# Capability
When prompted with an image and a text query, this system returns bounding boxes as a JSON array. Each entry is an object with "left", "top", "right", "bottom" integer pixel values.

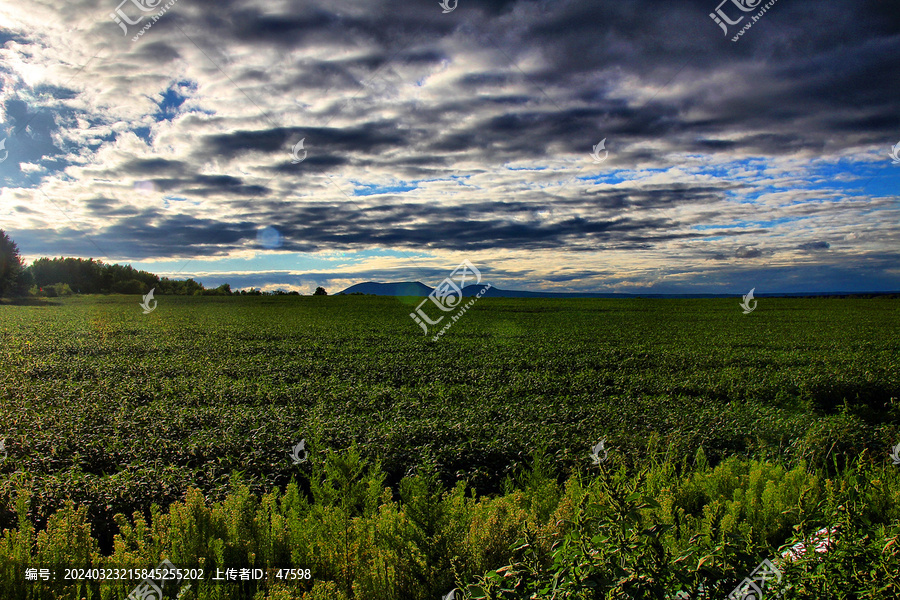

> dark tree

[
  {"left": 30, "top": 257, "right": 105, "bottom": 292},
  {"left": 202, "top": 283, "right": 232, "bottom": 296},
  {"left": 313, "top": 286, "right": 327, "bottom": 296},
  {"left": 0, "top": 230, "right": 27, "bottom": 297},
  {"left": 29, "top": 257, "right": 158, "bottom": 294},
  {"left": 158, "top": 277, "right": 204, "bottom": 296},
  {"left": 110, "top": 279, "right": 148, "bottom": 294},
  {"left": 18, "top": 252, "right": 232, "bottom": 297}
]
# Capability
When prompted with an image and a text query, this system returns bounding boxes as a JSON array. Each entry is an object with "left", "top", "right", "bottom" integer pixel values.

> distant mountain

[
  {"left": 338, "top": 281, "right": 434, "bottom": 296},
  {"left": 339, "top": 281, "right": 684, "bottom": 298},
  {"left": 336, "top": 281, "right": 900, "bottom": 299}
]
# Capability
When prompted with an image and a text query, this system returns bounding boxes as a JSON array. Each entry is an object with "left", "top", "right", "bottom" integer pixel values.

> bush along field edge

[{"left": 2, "top": 442, "right": 900, "bottom": 599}]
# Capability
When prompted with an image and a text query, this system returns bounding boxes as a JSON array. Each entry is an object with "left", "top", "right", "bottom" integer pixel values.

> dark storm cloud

[
  {"left": 122, "top": 158, "right": 190, "bottom": 176},
  {"left": 798, "top": 241, "right": 830, "bottom": 251},
  {"left": 61, "top": 193, "right": 768, "bottom": 259},
  {"left": 182, "top": 175, "right": 270, "bottom": 197},
  {"left": 84, "top": 197, "right": 140, "bottom": 217},
  {"left": 94, "top": 211, "right": 271, "bottom": 258},
  {"left": 580, "top": 186, "right": 724, "bottom": 211},
  {"left": 229, "top": 8, "right": 344, "bottom": 42},
  {"left": 735, "top": 246, "right": 764, "bottom": 259},
  {"left": 197, "top": 124, "right": 408, "bottom": 161}
]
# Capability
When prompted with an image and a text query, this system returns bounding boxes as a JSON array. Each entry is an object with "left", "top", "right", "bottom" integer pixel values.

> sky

[{"left": 0, "top": 0, "right": 898, "bottom": 294}]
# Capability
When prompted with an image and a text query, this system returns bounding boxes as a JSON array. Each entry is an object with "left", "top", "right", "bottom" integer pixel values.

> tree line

[{"left": 0, "top": 230, "right": 327, "bottom": 298}]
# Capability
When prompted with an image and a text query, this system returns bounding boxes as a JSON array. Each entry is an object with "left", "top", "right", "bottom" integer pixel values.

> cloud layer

[{"left": 0, "top": 0, "right": 898, "bottom": 293}]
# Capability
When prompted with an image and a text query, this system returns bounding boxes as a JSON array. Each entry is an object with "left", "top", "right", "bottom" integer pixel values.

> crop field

[{"left": 1, "top": 295, "right": 899, "bottom": 599}]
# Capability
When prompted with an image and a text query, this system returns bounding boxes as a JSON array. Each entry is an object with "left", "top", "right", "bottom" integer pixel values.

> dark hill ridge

[
  {"left": 337, "top": 281, "right": 900, "bottom": 299},
  {"left": 339, "top": 281, "right": 700, "bottom": 298},
  {"left": 338, "top": 282, "right": 433, "bottom": 296}
]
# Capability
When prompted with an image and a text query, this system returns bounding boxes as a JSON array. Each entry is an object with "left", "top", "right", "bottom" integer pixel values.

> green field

[{"left": 1, "top": 295, "right": 899, "bottom": 599}]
